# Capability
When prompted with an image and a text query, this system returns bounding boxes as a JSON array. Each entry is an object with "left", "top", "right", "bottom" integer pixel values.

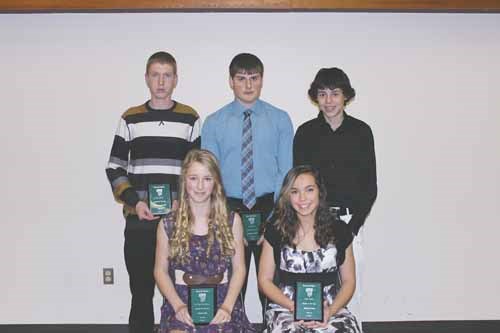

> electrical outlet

[{"left": 103, "top": 268, "right": 114, "bottom": 285}]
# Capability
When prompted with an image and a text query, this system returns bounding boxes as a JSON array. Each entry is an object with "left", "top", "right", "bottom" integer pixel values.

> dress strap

[
  {"left": 228, "top": 210, "right": 235, "bottom": 227},
  {"left": 161, "top": 212, "right": 176, "bottom": 238}
]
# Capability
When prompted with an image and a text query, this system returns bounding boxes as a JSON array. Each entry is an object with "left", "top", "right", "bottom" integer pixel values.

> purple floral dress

[{"left": 159, "top": 212, "right": 256, "bottom": 333}]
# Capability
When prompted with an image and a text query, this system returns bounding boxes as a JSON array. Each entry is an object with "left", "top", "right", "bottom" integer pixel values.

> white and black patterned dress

[{"left": 264, "top": 223, "right": 361, "bottom": 333}]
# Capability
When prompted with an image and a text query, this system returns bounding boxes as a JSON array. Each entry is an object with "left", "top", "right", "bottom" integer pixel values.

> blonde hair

[{"left": 169, "top": 149, "right": 234, "bottom": 263}]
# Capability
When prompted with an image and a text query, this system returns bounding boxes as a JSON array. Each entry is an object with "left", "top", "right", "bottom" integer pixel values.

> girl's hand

[
  {"left": 210, "top": 305, "right": 232, "bottom": 325},
  {"left": 296, "top": 301, "right": 331, "bottom": 329},
  {"left": 174, "top": 304, "right": 194, "bottom": 327},
  {"left": 319, "top": 301, "right": 332, "bottom": 327}
]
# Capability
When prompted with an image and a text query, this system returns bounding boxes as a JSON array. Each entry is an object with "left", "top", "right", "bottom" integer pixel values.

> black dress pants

[
  {"left": 227, "top": 193, "right": 274, "bottom": 319},
  {"left": 124, "top": 215, "right": 159, "bottom": 333},
  {"left": 242, "top": 239, "right": 265, "bottom": 308}
]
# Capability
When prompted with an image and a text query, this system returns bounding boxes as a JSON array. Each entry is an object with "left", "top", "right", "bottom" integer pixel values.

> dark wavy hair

[
  {"left": 273, "top": 165, "right": 337, "bottom": 247},
  {"left": 308, "top": 67, "right": 355, "bottom": 104}
]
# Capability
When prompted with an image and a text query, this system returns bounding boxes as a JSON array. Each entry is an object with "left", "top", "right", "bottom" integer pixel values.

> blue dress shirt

[{"left": 202, "top": 99, "right": 294, "bottom": 200}]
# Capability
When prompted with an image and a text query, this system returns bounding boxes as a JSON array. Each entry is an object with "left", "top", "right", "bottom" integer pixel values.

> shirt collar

[
  {"left": 317, "top": 111, "right": 351, "bottom": 131},
  {"left": 145, "top": 100, "right": 176, "bottom": 112},
  {"left": 231, "top": 99, "right": 263, "bottom": 115}
]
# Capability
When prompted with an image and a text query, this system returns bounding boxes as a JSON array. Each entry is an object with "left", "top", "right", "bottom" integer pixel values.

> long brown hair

[
  {"left": 169, "top": 149, "right": 234, "bottom": 263},
  {"left": 273, "top": 165, "right": 337, "bottom": 247}
]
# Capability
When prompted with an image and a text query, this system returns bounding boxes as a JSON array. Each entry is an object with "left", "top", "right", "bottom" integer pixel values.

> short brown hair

[
  {"left": 229, "top": 53, "right": 264, "bottom": 78},
  {"left": 146, "top": 51, "right": 177, "bottom": 75}
]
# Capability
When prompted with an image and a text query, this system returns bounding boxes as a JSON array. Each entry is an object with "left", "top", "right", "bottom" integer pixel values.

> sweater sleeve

[
  {"left": 105, "top": 116, "right": 139, "bottom": 207},
  {"left": 190, "top": 117, "right": 202, "bottom": 150}
]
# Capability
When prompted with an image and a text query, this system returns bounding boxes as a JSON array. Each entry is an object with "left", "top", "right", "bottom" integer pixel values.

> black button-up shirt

[{"left": 293, "top": 112, "right": 377, "bottom": 235}]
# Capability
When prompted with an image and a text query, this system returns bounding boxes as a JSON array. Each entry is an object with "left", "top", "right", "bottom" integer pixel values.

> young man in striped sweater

[{"left": 106, "top": 51, "right": 200, "bottom": 333}]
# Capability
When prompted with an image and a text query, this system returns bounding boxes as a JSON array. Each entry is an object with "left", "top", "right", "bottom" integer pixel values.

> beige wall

[{"left": 1, "top": 12, "right": 499, "bottom": 324}]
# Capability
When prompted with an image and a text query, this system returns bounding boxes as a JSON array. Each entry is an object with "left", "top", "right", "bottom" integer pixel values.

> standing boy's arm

[
  {"left": 201, "top": 116, "right": 221, "bottom": 160},
  {"left": 350, "top": 126, "right": 378, "bottom": 235},
  {"left": 189, "top": 117, "right": 202, "bottom": 150},
  {"left": 293, "top": 125, "right": 309, "bottom": 167},
  {"left": 105, "top": 116, "right": 139, "bottom": 208},
  {"left": 274, "top": 113, "right": 294, "bottom": 201}
]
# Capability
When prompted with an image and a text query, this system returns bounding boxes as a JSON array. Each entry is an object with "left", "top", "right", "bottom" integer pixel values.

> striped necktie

[{"left": 241, "top": 110, "right": 256, "bottom": 209}]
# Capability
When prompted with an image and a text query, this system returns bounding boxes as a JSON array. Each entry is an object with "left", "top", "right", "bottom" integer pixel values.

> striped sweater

[{"left": 106, "top": 101, "right": 201, "bottom": 214}]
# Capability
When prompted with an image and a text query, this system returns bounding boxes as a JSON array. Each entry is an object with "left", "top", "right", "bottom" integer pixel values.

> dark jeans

[
  {"left": 227, "top": 193, "right": 274, "bottom": 319},
  {"left": 124, "top": 215, "right": 159, "bottom": 333}
]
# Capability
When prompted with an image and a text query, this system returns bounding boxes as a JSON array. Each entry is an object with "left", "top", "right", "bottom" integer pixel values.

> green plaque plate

[
  {"left": 188, "top": 286, "right": 216, "bottom": 325},
  {"left": 148, "top": 184, "right": 171, "bottom": 215},
  {"left": 294, "top": 281, "right": 323, "bottom": 321},
  {"left": 242, "top": 212, "right": 262, "bottom": 241}
]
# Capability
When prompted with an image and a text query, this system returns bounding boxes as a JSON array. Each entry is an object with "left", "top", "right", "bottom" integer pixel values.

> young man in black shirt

[{"left": 293, "top": 67, "right": 377, "bottom": 327}]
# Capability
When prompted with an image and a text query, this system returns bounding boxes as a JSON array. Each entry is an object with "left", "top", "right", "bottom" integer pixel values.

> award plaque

[
  {"left": 241, "top": 212, "right": 262, "bottom": 241},
  {"left": 188, "top": 286, "right": 216, "bottom": 325},
  {"left": 294, "top": 281, "right": 323, "bottom": 321},
  {"left": 148, "top": 184, "right": 172, "bottom": 215}
]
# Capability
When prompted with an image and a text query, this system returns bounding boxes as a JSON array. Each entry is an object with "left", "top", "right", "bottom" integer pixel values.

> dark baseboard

[
  {"left": 364, "top": 320, "right": 500, "bottom": 332},
  {"left": 0, "top": 321, "right": 499, "bottom": 332}
]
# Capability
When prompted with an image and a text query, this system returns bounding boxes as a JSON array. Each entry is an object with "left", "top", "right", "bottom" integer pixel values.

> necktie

[{"left": 241, "top": 110, "right": 256, "bottom": 209}]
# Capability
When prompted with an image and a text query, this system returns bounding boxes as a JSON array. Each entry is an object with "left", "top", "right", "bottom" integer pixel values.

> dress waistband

[
  {"left": 174, "top": 269, "right": 229, "bottom": 286},
  {"left": 278, "top": 269, "right": 338, "bottom": 286}
]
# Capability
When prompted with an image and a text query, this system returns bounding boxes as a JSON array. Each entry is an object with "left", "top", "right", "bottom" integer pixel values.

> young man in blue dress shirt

[{"left": 202, "top": 53, "right": 293, "bottom": 318}]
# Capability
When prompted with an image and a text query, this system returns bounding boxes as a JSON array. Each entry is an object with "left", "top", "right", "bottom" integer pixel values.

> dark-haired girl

[{"left": 258, "top": 166, "right": 361, "bottom": 333}]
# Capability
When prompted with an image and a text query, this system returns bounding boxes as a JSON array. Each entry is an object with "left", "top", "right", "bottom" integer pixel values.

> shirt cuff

[{"left": 121, "top": 187, "right": 140, "bottom": 208}]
